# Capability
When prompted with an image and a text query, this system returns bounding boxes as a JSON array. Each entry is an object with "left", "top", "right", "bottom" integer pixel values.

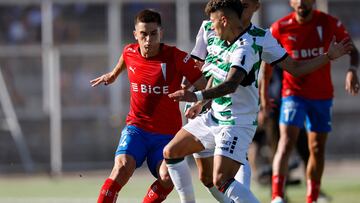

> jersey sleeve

[
  {"left": 262, "top": 29, "right": 287, "bottom": 64},
  {"left": 175, "top": 48, "right": 203, "bottom": 84},
  {"left": 230, "top": 45, "right": 256, "bottom": 74},
  {"left": 191, "top": 21, "right": 209, "bottom": 61},
  {"left": 331, "top": 17, "right": 350, "bottom": 42}
]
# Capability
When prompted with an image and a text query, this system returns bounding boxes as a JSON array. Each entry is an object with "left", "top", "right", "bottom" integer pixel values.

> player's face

[
  {"left": 134, "top": 22, "right": 163, "bottom": 57},
  {"left": 290, "top": 0, "right": 314, "bottom": 18},
  {"left": 240, "top": 0, "right": 260, "bottom": 25},
  {"left": 210, "top": 11, "right": 227, "bottom": 40}
]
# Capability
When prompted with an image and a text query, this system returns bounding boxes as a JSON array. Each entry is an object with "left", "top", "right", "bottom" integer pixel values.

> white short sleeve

[
  {"left": 230, "top": 45, "right": 256, "bottom": 74},
  {"left": 261, "top": 30, "right": 287, "bottom": 64},
  {"left": 191, "top": 21, "right": 209, "bottom": 61}
]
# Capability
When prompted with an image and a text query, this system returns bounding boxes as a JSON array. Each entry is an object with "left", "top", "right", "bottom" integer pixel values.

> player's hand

[
  {"left": 168, "top": 90, "right": 197, "bottom": 102},
  {"left": 90, "top": 72, "right": 115, "bottom": 87},
  {"left": 345, "top": 69, "right": 359, "bottom": 95},
  {"left": 327, "top": 37, "right": 353, "bottom": 60},
  {"left": 258, "top": 98, "right": 276, "bottom": 126},
  {"left": 185, "top": 103, "right": 203, "bottom": 119}
]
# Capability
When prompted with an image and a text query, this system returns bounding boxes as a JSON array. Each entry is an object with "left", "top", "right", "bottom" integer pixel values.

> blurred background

[{"left": 0, "top": 0, "right": 359, "bottom": 178}]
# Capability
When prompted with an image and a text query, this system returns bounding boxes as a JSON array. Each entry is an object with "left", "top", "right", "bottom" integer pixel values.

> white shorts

[
  {"left": 183, "top": 111, "right": 256, "bottom": 164},
  {"left": 193, "top": 148, "right": 214, "bottom": 159}
]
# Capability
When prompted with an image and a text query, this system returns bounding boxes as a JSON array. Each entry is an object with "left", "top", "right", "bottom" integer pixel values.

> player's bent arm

[
  {"left": 90, "top": 55, "right": 126, "bottom": 87},
  {"left": 201, "top": 66, "right": 246, "bottom": 100},
  {"left": 279, "top": 37, "right": 353, "bottom": 77}
]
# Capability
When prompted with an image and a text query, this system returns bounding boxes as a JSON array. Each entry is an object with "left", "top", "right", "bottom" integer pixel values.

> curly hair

[{"left": 205, "top": 0, "right": 243, "bottom": 19}]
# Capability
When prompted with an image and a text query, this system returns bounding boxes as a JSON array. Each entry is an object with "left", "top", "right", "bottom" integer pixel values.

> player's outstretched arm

[
  {"left": 279, "top": 37, "right": 353, "bottom": 77},
  {"left": 90, "top": 55, "right": 126, "bottom": 87}
]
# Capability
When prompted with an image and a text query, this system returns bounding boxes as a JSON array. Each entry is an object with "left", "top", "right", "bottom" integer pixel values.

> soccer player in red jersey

[
  {"left": 264, "top": 1, "right": 360, "bottom": 203},
  {"left": 91, "top": 9, "right": 206, "bottom": 203}
]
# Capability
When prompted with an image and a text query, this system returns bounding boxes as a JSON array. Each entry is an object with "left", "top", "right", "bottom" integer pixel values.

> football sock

[
  {"left": 272, "top": 175, "right": 285, "bottom": 199},
  {"left": 220, "top": 178, "right": 260, "bottom": 203},
  {"left": 97, "top": 178, "right": 122, "bottom": 203},
  {"left": 143, "top": 179, "right": 174, "bottom": 203},
  {"left": 307, "top": 179, "right": 320, "bottom": 203},
  {"left": 165, "top": 158, "right": 195, "bottom": 203},
  {"left": 234, "top": 161, "right": 252, "bottom": 189}
]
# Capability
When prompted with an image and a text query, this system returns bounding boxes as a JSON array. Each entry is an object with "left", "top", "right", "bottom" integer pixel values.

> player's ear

[
  {"left": 133, "top": 31, "right": 138, "bottom": 40},
  {"left": 159, "top": 28, "right": 164, "bottom": 39}
]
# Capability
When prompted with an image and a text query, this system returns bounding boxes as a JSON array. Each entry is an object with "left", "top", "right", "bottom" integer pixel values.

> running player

[
  {"left": 185, "top": 0, "right": 287, "bottom": 202},
  {"left": 91, "top": 9, "right": 206, "bottom": 203},
  {"left": 162, "top": 0, "right": 353, "bottom": 202},
  {"left": 266, "top": 1, "right": 359, "bottom": 203}
]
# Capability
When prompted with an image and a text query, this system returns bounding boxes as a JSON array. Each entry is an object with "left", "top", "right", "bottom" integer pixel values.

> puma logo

[{"left": 129, "top": 66, "right": 136, "bottom": 74}]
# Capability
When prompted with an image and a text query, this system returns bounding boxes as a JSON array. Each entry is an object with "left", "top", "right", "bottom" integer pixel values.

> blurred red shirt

[{"left": 271, "top": 10, "right": 350, "bottom": 99}]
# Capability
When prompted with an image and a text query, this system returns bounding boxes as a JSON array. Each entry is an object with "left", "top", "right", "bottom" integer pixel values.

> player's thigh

[
  {"left": 115, "top": 125, "right": 148, "bottom": 169},
  {"left": 164, "top": 113, "right": 212, "bottom": 158},
  {"left": 279, "top": 96, "right": 307, "bottom": 128},
  {"left": 146, "top": 134, "right": 173, "bottom": 178},
  {"left": 305, "top": 99, "right": 333, "bottom": 133}
]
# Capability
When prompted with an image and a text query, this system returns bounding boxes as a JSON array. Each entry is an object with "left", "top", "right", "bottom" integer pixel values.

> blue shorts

[
  {"left": 115, "top": 125, "right": 173, "bottom": 178},
  {"left": 279, "top": 96, "right": 333, "bottom": 133}
]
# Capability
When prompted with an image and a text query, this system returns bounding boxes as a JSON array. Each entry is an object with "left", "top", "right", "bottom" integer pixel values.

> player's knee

[
  {"left": 309, "top": 141, "right": 325, "bottom": 157},
  {"left": 277, "top": 139, "right": 296, "bottom": 157},
  {"left": 163, "top": 144, "right": 179, "bottom": 159},
  {"left": 111, "top": 157, "right": 135, "bottom": 180}
]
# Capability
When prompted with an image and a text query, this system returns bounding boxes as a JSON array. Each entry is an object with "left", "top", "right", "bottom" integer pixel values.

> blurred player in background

[
  {"left": 91, "top": 9, "right": 206, "bottom": 203},
  {"left": 264, "top": 1, "right": 360, "bottom": 203}
]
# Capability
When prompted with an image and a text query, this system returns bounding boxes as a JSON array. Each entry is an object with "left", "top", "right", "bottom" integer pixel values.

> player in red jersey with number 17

[
  {"left": 91, "top": 9, "right": 206, "bottom": 203},
  {"left": 266, "top": 1, "right": 360, "bottom": 203}
]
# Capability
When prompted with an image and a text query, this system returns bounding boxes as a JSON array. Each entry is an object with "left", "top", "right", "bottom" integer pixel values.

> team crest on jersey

[
  {"left": 183, "top": 54, "right": 191, "bottom": 63},
  {"left": 316, "top": 26, "right": 323, "bottom": 42},
  {"left": 127, "top": 47, "right": 136, "bottom": 53},
  {"left": 161, "top": 63, "right": 167, "bottom": 80}
]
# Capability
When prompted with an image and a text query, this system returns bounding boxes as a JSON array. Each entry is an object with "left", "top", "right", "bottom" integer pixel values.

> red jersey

[
  {"left": 122, "top": 43, "right": 202, "bottom": 135},
  {"left": 271, "top": 10, "right": 350, "bottom": 99}
]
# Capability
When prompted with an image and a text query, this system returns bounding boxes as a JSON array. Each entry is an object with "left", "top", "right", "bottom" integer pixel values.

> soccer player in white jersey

[
  {"left": 187, "top": 0, "right": 287, "bottom": 202},
  {"left": 163, "top": 0, "right": 352, "bottom": 202}
]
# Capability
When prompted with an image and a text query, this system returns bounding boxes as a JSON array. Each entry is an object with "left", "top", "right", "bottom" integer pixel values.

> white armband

[{"left": 194, "top": 91, "right": 204, "bottom": 101}]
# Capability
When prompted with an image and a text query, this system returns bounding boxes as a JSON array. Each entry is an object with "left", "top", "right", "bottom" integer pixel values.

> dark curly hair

[{"left": 205, "top": 0, "right": 243, "bottom": 19}]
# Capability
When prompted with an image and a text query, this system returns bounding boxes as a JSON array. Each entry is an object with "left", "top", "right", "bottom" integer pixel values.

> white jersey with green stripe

[
  {"left": 191, "top": 20, "right": 287, "bottom": 71},
  {"left": 191, "top": 20, "right": 287, "bottom": 126}
]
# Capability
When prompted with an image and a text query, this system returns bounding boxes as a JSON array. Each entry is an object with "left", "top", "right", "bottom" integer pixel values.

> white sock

[
  {"left": 224, "top": 180, "right": 259, "bottom": 203},
  {"left": 234, "top": 160, "right": 252, "bottom": 189},
  {"left": 166, "top": 159, "right": 195, "bottom": 203},
  {"left": 207, "top": 186, "right": 233, "bottom": 203}
]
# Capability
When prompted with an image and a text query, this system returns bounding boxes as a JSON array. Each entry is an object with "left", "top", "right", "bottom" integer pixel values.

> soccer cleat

[{"left": 271, "top": 196, "right": 285, "bottom": 203}]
